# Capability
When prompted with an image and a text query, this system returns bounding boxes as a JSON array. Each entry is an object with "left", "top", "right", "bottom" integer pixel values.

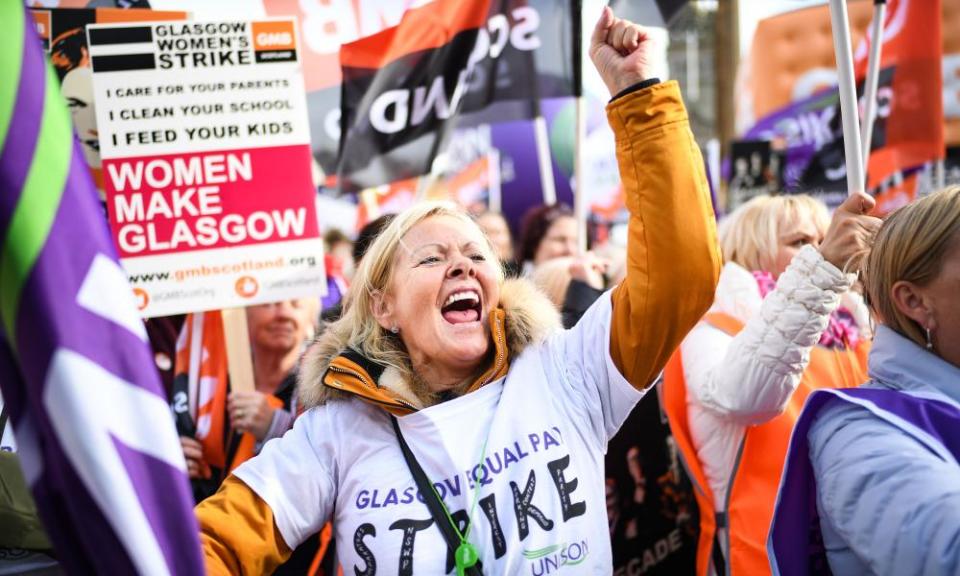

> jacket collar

[
  {"left": 869, "top": 325, "right": 960, "bottom": 405},
  {"left": 709, "top": 262, "right": 763, "bottom": 324},
  {"left": 300, "top": 278, "right": 561, "bottom": 414},
  {"left": 320, "top": 308, "right": 511, "bottom": 416}
]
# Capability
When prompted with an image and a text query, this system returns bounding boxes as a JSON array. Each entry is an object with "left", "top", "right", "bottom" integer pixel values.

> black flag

[{"left": 337, "top": 0, "right": 574, "bottom": 192}]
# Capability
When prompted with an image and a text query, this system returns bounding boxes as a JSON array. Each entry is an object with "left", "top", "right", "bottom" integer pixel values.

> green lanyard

[
  {"left": 394, "top": 413, "right": 494, "bottom": 576},
  {"left": 392, "top": 388, "right": 503, "bottom": 576},
  {"left": 429, "top": 431, "right": 491, "bottom": 576}
]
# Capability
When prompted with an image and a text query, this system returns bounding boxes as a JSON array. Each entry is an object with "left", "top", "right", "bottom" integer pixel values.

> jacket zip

[
  {"left": 477, "top": 313, "right": 507, "bottom": 389},
  {"left": 325, "top": 363, "right": 418, "bottom": 412}
]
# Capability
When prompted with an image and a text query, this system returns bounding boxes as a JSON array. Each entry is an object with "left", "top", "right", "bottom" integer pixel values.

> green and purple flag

[{"left": 0, "top": 2, "right": 204, "bottom": 574}]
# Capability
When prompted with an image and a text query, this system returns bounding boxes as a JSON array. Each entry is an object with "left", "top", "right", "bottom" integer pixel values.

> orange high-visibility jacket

[{"left": 662, "top": 312, "right": 869, "bottom": 576}]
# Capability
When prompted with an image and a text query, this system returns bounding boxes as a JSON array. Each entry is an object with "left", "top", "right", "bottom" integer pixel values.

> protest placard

[{"left": 87, "top": 18, "right": 326, "bottom": 317}]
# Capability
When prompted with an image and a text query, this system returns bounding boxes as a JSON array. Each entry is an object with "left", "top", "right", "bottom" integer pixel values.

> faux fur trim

[
  {"left": 378, "top": 365, "right": 423, "bottom": 410},
  {"left": 298, "top": 278, "right": 561, "bottom": 409},
  {"left": 497, "top": 277, "right": 562, "bottom": 356}
]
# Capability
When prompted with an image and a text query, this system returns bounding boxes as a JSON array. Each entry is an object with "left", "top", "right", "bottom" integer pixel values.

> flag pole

[
  {"left": 860, "top": 0, "right": 887, "bottom": 177},
  {"left": 574, "top": 102, "right": 586, "bottom": 252},
  {"left": 488, "top": 148, "right": 502, "bottom": 213},
  {"left": 516, "top": 0, "right": 557, "bottom": 207},
  {"left": 829, "top": 0, "right": 866, "bottom": 197},
  {"left": 533, "top": 117, "right": 558, "bottom": 206},
  {"left": 572, "top": 0, "right": 587, "bottom": 252}
]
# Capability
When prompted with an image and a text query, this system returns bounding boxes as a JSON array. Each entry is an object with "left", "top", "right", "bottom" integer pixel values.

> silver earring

[
  {"left": 390, "top": 326, "right": 399, "bottom": 334},
  {"left": 925, "top": 326, "right": 934, "bottom": 350}
]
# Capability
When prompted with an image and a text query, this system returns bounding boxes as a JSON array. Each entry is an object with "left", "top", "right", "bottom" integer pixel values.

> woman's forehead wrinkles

[
  {"left": 400, "top": 238, "right": 444, "bottom": 257},
  {"left": 400, "top": 236, "right": 481, "bottom": 257}
]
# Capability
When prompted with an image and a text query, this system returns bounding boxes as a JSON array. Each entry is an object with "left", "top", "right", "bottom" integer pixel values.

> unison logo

[{"left": 524, "top": 540, "right": 589, "bottom": 575}]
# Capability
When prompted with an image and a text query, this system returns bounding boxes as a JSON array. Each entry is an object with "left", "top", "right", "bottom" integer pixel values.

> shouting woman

[{"left": 196, "top": 8, "right": 721, "bottom": 574}]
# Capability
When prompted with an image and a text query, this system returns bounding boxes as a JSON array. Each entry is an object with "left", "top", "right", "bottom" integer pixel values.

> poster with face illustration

[{"left": 30, "top": 8, "right": 189, "bottom": 197}]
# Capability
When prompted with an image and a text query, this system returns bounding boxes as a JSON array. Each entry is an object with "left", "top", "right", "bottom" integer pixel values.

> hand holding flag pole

[{"left": 829, "top": 0, "right": 867, "bottom": 198}]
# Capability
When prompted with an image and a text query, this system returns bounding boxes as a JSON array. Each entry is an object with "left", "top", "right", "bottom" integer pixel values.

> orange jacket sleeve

[
  {"left": 607, "top": 81, "right": 722, "bottom": 388},
  {"left": 196, "top": 475, "right": 292, "bottom": 576}
]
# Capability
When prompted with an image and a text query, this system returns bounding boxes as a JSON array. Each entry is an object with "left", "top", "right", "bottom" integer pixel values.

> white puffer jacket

[{"left": 680, "top": 244, "right": 865, "bottom": 510}]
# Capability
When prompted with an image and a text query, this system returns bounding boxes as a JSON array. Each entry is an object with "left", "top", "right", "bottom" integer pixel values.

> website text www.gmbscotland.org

[{"left": 128, "top": 255, "right": 318, "bottom": 284}]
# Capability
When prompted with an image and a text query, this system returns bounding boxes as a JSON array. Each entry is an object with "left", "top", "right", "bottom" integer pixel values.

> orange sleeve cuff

[{"left": 196, "top": 475, "right": 292, "bottom": 576}]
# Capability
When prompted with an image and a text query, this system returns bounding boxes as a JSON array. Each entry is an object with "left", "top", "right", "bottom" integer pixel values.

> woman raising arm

[{"left": 196, "top": 8, "right": 719, "bottom": 574}]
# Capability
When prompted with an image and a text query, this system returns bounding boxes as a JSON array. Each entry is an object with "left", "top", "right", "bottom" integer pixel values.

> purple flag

[
  {"left": 0, "top": 3, "right": 204, "bottom": 574},
  {"left": 743, "top": 88, "right": 841, "bottom": 194}
]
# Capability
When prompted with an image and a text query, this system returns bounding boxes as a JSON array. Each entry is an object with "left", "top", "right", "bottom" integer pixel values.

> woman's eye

[
  {"left": 470, "top": 254, "right": 486, "bottom": 262},
  {"left": 419, "top": 256, "right": 440, "bottom": 265}
]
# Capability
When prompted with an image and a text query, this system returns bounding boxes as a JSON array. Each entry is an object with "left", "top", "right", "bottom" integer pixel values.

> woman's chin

[{"left": 444, "top": 339, "right": 490, "bottom": 367}]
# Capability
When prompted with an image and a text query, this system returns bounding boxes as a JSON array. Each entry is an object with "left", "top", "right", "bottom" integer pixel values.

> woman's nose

[{"left": 448, "top": 255, "right": 476, "bottom": 278}]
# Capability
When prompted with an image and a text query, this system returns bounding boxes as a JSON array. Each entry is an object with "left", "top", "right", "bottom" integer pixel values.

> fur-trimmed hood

[{"left": 298, "top": 278, "right": 561, "bottom": 412}]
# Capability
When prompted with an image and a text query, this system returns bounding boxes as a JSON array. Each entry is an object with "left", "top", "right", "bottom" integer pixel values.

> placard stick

[
  {"left": 187, "top": 313, "right": 204, "bottom": 417},
  {"left": 522, "top": 18, "right": 557, "bottom": 208},
  {"left": 860, "top": 0, "right": 887, "bottom": 175},
  {"left": 829, "top": 0, "right": 866, "bottom": 197},
  {"left": 533, "top": 116, "right": 558, "bottom": 206},
  {"left": 573, "top": 97, "right": 587, "bottom": 253},
  {"left": 221, "top": 307, "right": 255, "bottom": 393}
]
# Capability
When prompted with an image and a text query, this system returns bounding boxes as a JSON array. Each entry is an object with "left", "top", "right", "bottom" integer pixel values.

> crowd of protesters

[{"left": 2, "top": 6, "right": 959, "bottom": 576}]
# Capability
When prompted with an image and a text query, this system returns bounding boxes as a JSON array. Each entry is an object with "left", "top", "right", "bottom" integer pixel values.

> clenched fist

[
  {"left": 590, "top": 7, "right": 657, "bottom": 97},
  {"left": 819, "top": 192, "right": 882, "bottom": 272}
]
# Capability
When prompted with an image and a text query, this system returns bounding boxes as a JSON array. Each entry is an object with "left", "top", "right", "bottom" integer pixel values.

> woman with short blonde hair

[
  {"left": 662, "top": 191, "right": 880, "bottom": 575},
  {"left": 771, "top": 187, "right": 960, "bottom": 576},
  {"left": 720, "top": 195, "right": 830, "bottom": 273},
  {"left": 860, "top": 187, "right": 960, "bottom": 348}
]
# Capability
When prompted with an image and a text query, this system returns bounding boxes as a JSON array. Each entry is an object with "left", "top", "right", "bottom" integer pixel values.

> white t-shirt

[{"left": 236, "top": 293, "right": 644, "bottom": 574}]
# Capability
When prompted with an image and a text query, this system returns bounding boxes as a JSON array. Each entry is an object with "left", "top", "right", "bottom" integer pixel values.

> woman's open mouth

[{"left": 440, "top": 289, "right": 481, "bottom": 324}]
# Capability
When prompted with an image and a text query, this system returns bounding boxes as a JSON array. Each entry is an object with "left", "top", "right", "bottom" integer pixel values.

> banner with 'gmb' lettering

[{"left": 87, "top": 18, "right": 326, "bottom": 317}]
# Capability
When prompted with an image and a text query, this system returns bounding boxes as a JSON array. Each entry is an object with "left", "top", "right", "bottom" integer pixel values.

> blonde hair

[
  {"left": 531, "top": 257, "right": 574, "bottom": 308},
  {"left": 859, "top": 187, "right": 960, "bottom": 347},
  {"left": 719, "top": 194, "right": 830, "bottom": 272},
  {"left": 325, "top": 201, "right": 504, "bottom": 379}
]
